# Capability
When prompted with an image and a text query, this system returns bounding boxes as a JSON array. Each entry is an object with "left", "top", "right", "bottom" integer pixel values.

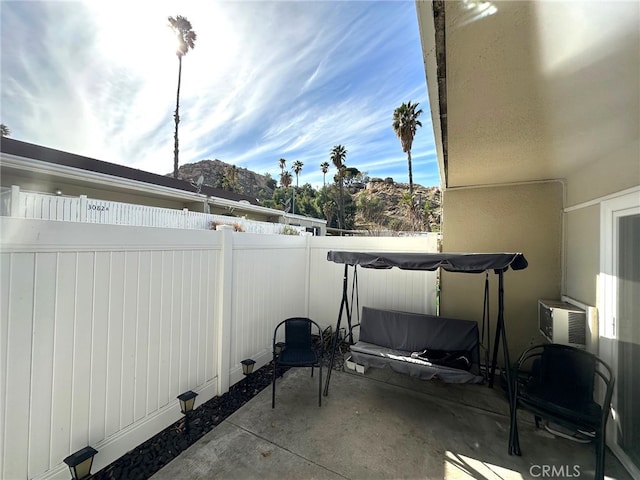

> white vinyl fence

[
  {"left": 1, "top": 185, "right": 303, "bottom": 234},
  {"left": 0, "top": 217, "right": 438, "bottom": 480}
]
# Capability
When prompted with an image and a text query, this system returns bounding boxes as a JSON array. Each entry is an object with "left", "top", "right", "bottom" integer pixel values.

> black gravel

[
  {"left": 93, "top": 363, "right": 288, "bottom": 480},
  {"left": 93, "top": 334, "right": 349, "bottom": 480}
]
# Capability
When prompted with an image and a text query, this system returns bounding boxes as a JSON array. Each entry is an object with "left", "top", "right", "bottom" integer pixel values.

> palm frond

[{"left": 168, "top": 15, "right": 197, "bottom": 56}]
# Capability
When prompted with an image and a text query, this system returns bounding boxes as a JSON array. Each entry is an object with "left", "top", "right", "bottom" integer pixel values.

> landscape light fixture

[
  {"left": 63, "top": 446, "right": 98, "bottom": 480},
  {"left": 275, "top": 342, "right": 286, "bottom": 355},
  {"left": 241, "top": 358, "right": 256, "bottom": 375},
  {"left": 177, "top": 390, "right": 198, "bottom": 415}
]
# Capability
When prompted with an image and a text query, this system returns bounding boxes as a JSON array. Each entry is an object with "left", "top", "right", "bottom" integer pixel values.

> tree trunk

[
  {"left": 293, "top": 176, "right": 300, "bottom": 215},
  {"left": 407, "top": 150, "right": 414, "bottom": 196},
  {"left": 173, "top": 56, "right": 183, "bottom": 179},
  {"left": 338, "top": 173, "right": 345, "bottom": 233}
]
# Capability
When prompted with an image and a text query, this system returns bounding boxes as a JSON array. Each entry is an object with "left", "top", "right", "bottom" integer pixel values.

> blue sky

[{"left": 1, "top": 0, "right": 440, "bottom": 188}]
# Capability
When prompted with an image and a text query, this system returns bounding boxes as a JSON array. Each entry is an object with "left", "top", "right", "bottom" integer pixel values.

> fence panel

[
  {"left": 0, "top": 187, "right": 10, "bottom": 216},
  {"left": 16, "top": 192, "right": 81, "bottom": 221},
  {"left": 0, "top": 218, "right": 439, "bottom": 480},
  {"left": 9, "top": 189, "right": 294, "bottom": 233},
  {"left": 227, "top": 234, "right": 309, "bottom": 383},
  {"left": 0, "top": 219, "right": 222, "bottom": 480}
]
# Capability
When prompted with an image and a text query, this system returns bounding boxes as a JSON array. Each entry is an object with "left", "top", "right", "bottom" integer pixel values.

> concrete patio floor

[{"left": 151, "top": 367, "right": 631, "bottom": 480}]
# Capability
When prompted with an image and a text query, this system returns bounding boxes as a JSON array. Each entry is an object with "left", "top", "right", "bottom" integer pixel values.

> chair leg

[
  {"left": 508, "top": 403, "right": 514, "bottom": 454},
  {"left": 512, "top": 420, "right": 520, "bottom": 456},
  {"left": 595, "top": 432, "right": 605, "bottom": 480},
  {"left": 318, "top": 364, "right": 322, "bottom": 407},
  {"left": 509, "top": 404, "right": 521, "bottom": 456},
  {"left": 311, "top": 366, "right": 314, "bottom": 377},
  {"left": 272, "top": 360, "right": 277, "bottom": 408}
]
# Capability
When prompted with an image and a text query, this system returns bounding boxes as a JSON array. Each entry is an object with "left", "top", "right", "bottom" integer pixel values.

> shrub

[{"left": 282, "top": 225, "right": 300, "bottom": 235}]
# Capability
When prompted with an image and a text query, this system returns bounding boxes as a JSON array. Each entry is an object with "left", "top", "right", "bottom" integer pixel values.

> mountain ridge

[
  {"left": 175, "top": 159, "right": 275, "bottom": 198},
  {"left": 175, "top": 160, "right": 441, "bottom": 231}
]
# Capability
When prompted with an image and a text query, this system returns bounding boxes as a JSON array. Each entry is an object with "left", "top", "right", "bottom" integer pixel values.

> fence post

[
  {"left": 216, "top": 225, "right": 234, "bottom": 395},
  {"left": 183, "top": 208, "right": 189, "bottom": 229},
  {"left": 10, "top": 185, "right": 20, "bottom": 217},
  {"left": 303, "top": 232, "right": 312, "bottom": 316},
  {"left": 79, "top": 195, "right": 87, "bottom": 222}
]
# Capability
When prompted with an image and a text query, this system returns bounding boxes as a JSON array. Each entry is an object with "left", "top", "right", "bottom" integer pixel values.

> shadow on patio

[{"left": 150, "top": 367, "right": 631, "bottom": 480}]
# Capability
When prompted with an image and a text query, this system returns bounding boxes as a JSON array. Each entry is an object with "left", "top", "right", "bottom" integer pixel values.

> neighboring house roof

[
  {"left": 1, "top": 137, "right": 326, "bottom": 228},
  {"left": 0, "top": 137, "right": 260, "bottom": 205}
]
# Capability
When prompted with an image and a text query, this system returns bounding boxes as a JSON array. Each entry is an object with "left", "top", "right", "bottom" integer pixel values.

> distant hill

[
  {"left": 352, "top": 178, "right": 441, "bottom": 232},
  {"left": 176, "top": 160, "right": 441, "bottom": 231},
  {"left": 175, "top": 159, "right": 275, "bottom": 198}
]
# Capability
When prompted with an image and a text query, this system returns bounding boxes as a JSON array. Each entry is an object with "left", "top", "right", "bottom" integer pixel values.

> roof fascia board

[
  {"left": 416, "top": 0, "right": 447, "bottom": 189},
  {"left": 208, "top": 194, "right": 326, "bottom": 224}
]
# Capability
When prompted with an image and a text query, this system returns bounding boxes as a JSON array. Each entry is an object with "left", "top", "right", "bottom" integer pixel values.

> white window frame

[{"left": 599, "top": 188, "right": 640, "bottom": 477}]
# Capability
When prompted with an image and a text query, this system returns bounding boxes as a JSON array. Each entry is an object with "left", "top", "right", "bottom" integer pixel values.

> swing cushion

[{"left": 349, "top": 307, "right": 483, "bottom": 384}]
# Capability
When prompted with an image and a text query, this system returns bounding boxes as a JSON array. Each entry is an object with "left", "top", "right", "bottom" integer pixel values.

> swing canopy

[{"left": 327, "top": 251, "right": 528, "bottom": 273}]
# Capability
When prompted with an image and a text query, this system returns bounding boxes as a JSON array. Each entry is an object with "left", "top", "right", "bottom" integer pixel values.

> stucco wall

[
  {"left": 535, "top": 1, "right": 640, "bottom": 207},
  {"left": 2, "top": 170, "right": 186, "bottom": 209},
  {"left": 440, "top": 181, "right": 563, "bottom": 359},
  {"left": 559, "top": 122, "right": 639, "bottom": 209},
  {"left": 564, "top": 205, "right": 600, "bottom": 306},
  {"left": 436, "top": 1, "right": 639, "bottom": 195}
]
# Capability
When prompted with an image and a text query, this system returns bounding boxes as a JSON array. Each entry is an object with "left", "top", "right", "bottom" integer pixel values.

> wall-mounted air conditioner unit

[{"left": 538, "top": 299, "right": 586, "bottom": 348}]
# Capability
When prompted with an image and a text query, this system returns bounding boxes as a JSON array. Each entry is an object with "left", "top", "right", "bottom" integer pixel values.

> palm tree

[
  {"left": 291, "top": 160, "right": 303, "bottom": 215},
  {"left": 169, "top": 15, "right": 197, "bottom": 179},
  {"left": 292, "top": 160, "right": 303, "bottom": 187},
  {"left": 280, "top": 171, "right": 292, "bottom": 189},
  {"left": 0, "top": 124, "right": 10, "bottom": 137},
  {"left": 392, "top": 101, "right": 423, "bottom": 195},
  {"left": 222, "top": 165, "right": 240, "bottom": 192},
  {"left": 330, "top": 145, "right": 347, "bottom": 231},
  {"left": 279, "top": 158, "right": 287, "bottom": 175},
  {"left": 279, "top": 171, "right": 293, "bottom": 212},
  {"left": 320, "top": 162, "right": 329, "bottom": 186}
]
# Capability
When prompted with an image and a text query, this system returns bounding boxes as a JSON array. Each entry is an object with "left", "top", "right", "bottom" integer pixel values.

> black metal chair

[
  {"left": 509, "top": 344, "right": 614, "bottom": 480},
  {"left": 272, "top": 317, "right": 323, "bottom": 408}
]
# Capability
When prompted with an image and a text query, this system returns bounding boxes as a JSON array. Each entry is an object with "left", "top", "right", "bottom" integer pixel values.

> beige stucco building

[
  {"left": 417, "top": 0, "right": 639, "bottom": 475},
  {"left": 0, "top": 137, "right": 326, "bottom": 234}
]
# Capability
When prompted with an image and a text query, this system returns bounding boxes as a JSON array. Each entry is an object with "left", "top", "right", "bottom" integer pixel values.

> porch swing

[
  {"left": 331, "top": 266, "right": 489, "bottom": 376},
  {"left": 322, "top": 251, "right": 528, "bottom": 397}
]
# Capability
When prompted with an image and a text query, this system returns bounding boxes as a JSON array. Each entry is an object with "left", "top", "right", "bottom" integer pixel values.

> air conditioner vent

[
  {"left": 538, "top": 300, "right": 586, "bottom": 347},
  {"left": 568, "top": 312, "right": 587, "bottom": 345}
]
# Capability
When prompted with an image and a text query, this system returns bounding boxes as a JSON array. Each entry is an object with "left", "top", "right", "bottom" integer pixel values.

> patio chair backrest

[
  {"left": 284, "top": 318, "right": 313, "bottom": 350},
  {"left": 510, "top": 343, "right": 614, "bottom": 479},
  {"left": 538, "top": 344, "right": 596, "bottom": 404}
]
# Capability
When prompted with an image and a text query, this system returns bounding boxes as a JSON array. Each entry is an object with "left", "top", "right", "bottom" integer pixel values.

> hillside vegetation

[
  {"left": 175, "top": 160, "right": 441, "bottom": 232},
  {"left": 176, "top": 159, "right": 276, "bottom": 198},
  {"left": 353, "top": 178, "right": 441, "bottom": 233}
]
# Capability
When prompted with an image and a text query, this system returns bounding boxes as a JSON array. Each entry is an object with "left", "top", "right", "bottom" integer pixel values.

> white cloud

[{"left": 1, "top": 0, "right": 439, "bottom": 187}]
